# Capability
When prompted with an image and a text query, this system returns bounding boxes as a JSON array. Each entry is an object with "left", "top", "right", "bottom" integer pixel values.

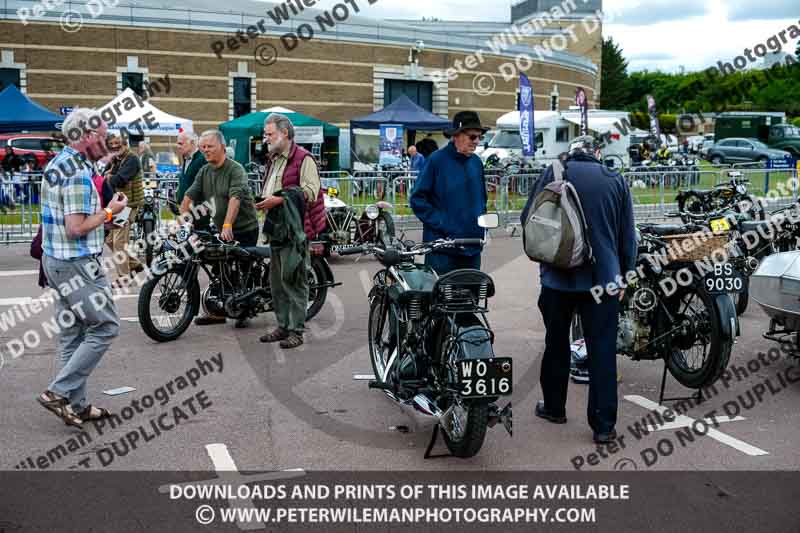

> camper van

[{"left": 481, "top": 109, "right": 633, "bottom": 168}]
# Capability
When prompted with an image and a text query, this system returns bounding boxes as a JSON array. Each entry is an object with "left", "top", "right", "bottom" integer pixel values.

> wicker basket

[{"left": 660, "top": 232, "right": 730, "bottom": 263}]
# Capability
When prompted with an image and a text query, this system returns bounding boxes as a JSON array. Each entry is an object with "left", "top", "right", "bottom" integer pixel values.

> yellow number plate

[{"left": 710, "top": 218, "right": 730, "bottom": 232}]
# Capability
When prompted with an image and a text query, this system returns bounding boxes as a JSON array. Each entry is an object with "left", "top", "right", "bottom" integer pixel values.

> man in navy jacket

[
  {"left": 523, "top": 136, "right": 637, "bottom": 445},
  {"left": 410, "top": 111, "right": 488, "bottom": 274}
]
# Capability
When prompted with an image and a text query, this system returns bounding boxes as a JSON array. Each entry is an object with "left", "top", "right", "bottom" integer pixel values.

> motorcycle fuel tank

[{"left": 751, "top": 251, "right": 800, "bottom": 330}]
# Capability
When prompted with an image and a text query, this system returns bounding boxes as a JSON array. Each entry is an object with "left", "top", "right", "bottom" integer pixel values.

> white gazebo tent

[{"left": 102, "top": 88, "right": 193, "bottom": 136}]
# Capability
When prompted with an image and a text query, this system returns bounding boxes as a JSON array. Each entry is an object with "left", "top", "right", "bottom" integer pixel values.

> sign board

[
  {"left": 378, "top": 124, "right": 404, "bottom": 166},
  {"left": 294, "top": 126, "right": 324, "bottom": 144},
  {"left": 519, "top": 74, "right": 535, "bottom": 157},
  {"left": 767, "top": 157, "right": 797, "bottom": 171},
  {"left": 59, "top": 106, "right": 74, "bottom": 116}
]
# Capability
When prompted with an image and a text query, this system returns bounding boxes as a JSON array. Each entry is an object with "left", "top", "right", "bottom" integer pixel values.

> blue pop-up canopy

[
  {"left": 350, "top": 95, "right": 451, "bottom": 130},
  {"left": 0, "top": 85, "right": 63, "bottom": 133}
]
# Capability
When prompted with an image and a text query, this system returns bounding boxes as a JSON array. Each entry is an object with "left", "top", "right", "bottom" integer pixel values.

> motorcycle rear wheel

[
  {"left": 306, "top": 257, "right": 328, "bottom": 321},
  {"left": 666, "top": 287, "right": 733, "bottom": 389},
  {"left": 441, "top": 401, "right": 490, "bottom": 459}
]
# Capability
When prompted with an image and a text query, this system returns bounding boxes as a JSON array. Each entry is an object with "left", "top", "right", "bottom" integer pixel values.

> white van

[{"left": 482, "top": 109, "right": 633, "bottom": 168}]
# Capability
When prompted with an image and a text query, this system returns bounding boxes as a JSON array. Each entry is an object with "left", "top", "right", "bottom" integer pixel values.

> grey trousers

[{"left": 42, "top": 254, "right": 120, "bottom": 411}]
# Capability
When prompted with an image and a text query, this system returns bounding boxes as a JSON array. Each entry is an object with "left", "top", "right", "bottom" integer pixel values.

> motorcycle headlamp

[
  {"left": 144, "top": 194, "right": 154, "bottom": 204},
  {"left": 365, "top": 205, "right": 380, "bottom": 220}
]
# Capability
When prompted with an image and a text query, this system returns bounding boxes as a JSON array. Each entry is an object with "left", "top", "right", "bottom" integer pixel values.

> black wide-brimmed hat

[{"left": 444, "top": 111, "right": 489, "bottom": 138}]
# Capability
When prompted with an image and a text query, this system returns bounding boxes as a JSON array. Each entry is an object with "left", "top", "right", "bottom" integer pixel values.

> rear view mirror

[{"left": 478, "top": 213, "right": 499, "bottom": 229}]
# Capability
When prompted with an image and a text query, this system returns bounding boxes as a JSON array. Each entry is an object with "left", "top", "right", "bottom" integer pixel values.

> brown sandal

[
  {"left": 37, "top": 391, "right": 83, "bottom": 428},
  {"left": 76, "top": 405, "right": 113, "bottom": 422},
  {"left": 279, "top": 333, "right": 304, "bottom": 349},
  {"left": 260, "top": 327, "right": 289, "bottom": 343}
]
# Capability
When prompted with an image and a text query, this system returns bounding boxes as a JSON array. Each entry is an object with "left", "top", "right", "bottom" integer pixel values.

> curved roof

[{"left": 2, "top": 0, "right": 597, "bottom": 75}]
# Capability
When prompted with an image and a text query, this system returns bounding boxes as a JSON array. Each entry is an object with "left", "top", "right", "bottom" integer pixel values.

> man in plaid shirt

[{"left": 37, "top": 108, "right": 128, "bottom": 428}]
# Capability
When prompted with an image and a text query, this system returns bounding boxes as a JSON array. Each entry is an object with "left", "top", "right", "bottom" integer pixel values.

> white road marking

[
  {"left": 157, "top": 443, "right": 305, "bottom": 531},
  {"left": 645, "top": 415, "right": 746, "bottom": 432},
  {"left": 0, "top": 297, "right": 33, "bottom": 306},
  {"left": 625, "top": 395, "right": 769, "bottom": 456},
  {"left": 359, "top": 269, "right": 373, "bottom": 296},
  {"left": 0, "top": 270, "right": 37, "bottom": 277}
]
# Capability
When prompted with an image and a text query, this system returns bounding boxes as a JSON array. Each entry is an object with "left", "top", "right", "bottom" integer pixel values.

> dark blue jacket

[
  {"left": 522, "top": 152, "right": 637, "bottom": 292},
  {"left": 410, "top": 142, "right": 487, "bottom": 256}
]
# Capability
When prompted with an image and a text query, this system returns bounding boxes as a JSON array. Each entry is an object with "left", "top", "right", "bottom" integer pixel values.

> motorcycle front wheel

[
  {"left": 665, "top": 286, "right": 733, "bottom": 389},
  {"left": 138, "top": 267, "right": 199, "bottom": 342}
]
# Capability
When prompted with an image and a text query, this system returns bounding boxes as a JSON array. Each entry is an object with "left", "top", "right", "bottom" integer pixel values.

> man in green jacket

[{"left": 180, "top": 130, "right": 259, "bottom": 328}]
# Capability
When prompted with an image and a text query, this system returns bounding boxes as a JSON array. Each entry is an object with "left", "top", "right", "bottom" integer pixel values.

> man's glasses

[{"left": 467, "top": 134, "right": 481, "bottom": 141}]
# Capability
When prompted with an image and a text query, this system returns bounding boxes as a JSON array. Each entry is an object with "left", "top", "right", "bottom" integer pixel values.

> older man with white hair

[
  {"left": 37, "top": 107, "right": 128, "bottom": 428},
  {"left": 181, "top": 129, "right": 259, "bottom": 327},
  {"left": 175, "top": 131, "right": 206, "bottom": 205}
]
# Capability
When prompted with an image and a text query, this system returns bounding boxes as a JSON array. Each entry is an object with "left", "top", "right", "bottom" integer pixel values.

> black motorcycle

[
  {"left": 341, "top": 214, "right": 512, "bottom": 458},
  {"left": 137, "top": 224, "right": 339, "bottom": 342},
  {"left": 571, "top": 222, "right": 741, "bottom": 391},
  {"left": 132, "top": 179, "right": 161, "bottom": 268},
  {"left": 676, "top": 170, "right": 765, "bottom": 220}
]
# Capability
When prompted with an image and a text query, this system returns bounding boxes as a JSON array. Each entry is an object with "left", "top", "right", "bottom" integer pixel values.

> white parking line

[
  {"left": 0, "top": 293, "right": 140, "bottom": 307},
  {"left": 625, "top": 395, "right": 769, "bottom": 456},
  {"left": 645, "top": 415, "right": 746, "bottom": 432},
  {"left": 158, "top": 443, "right": 305, "bottom": 531},
  {"left": 0, "top": 270, "right": 38, "bottom": 277}
]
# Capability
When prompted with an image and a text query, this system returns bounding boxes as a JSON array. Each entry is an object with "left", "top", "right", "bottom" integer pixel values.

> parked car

[
  {"left": 0, "top": 134, "right": 64, "bottom": 170},
  {"left": 475, "top": 130, "right": 496, "bottom": 156},
  {"left": 706, "top": 137, "right": 792, "bottom": 165},
  {"left": 715, "top": 112, "right": 800, "bottom": 157}
]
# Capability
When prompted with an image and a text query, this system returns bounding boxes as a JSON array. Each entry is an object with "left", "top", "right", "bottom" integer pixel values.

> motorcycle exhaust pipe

[
  {"left": 411, "top": 394, "right": 443, "bottom": 418},
  {"left": 398, "top": 394, "right": 443, "bottom": 430}
]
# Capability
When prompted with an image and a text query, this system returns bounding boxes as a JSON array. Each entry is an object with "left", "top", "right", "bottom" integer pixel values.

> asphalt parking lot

[{"left": 1, "top": 232, "right": 799, "bottom": 473}]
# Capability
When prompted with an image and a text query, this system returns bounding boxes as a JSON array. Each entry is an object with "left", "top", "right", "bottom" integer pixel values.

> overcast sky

[{"left": 287, "top": 0, "right": 799, "bottom": 74}]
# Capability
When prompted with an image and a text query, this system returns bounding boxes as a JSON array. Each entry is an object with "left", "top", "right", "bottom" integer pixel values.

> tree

[{"left": 599, "top": 37, "right": 630, "bottom": 109}]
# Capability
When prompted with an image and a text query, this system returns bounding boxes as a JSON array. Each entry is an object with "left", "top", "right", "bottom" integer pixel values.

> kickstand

[
  {"left": 658, "top": 359, "right": 703, "bottom": 406},
  {"left": 424, "top": 424, "right": 453, "bottom": 459}
]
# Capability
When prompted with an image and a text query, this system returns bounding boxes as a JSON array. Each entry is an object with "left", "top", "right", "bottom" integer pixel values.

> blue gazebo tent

[{"left": 0, "top": 85, "right": 63, "bottom": 133}]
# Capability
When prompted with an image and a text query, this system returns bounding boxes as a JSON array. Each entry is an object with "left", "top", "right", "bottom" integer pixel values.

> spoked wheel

[
  {"left": 666, "top": 287, "right": 732, "bottom": 389},
  {"left": 434, "top": 316, "right": 490, "bottom": 458},
  {"left": 137, "top": 268, "right": 199, "bottom": 342},
  {"left": 367, "top": 293, "right": 397, "bottom": 384},
  {"left": 305, "top": 257, "right": 328, "bottom": 320}
]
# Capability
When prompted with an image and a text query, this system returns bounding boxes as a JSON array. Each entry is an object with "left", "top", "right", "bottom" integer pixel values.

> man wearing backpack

[{"left": 522, "top": 136, "right": 637, "bottom": 445}]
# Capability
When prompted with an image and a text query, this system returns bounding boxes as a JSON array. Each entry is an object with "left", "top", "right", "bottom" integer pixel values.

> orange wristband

[{"left": 223, "top": 223, "right": 232, "bottom": 229}]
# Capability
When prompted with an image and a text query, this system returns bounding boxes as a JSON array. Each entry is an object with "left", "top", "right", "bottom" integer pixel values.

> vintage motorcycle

[
  {"left": 340, "top": 214, "right": 512, "bottom": 458},
  {"left": 676, "top": 170, "right": 765, "bottom": 220},
  {"left": 571, "top": 222, "right": 741, "bottom": 392},
  {"left": 137, "top": 223, "right": 340, "bottom": 342},
  {"left": 131, "top": 179, "right": 161, "bottom": 267},
  {"left": 318, "top": 181, "right": 395, "bottom": 256}
]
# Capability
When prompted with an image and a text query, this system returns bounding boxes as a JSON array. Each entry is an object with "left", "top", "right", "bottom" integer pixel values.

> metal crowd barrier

[{"left": 3, "top": 166, "right": 799, "bottom": 245}]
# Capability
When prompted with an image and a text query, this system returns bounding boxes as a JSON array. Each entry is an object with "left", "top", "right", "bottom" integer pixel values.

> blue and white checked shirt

[{"left": 41, "top": 146, "right": 103, "bottom": 260}]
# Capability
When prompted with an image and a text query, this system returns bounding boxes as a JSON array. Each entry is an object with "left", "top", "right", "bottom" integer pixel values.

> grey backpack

[{"left": 522, "top": 159, "right": 593, "bottom": 269}]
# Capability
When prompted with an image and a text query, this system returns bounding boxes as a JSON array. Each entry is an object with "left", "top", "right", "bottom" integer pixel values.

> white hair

[
  {"left": 179, "top": 131, "right": 199, "bottom": 145},
  {"left": 62, "top": 107, "right": 102, "bottom": 144},
  {"left": 200, "top": 129, "right": 225, "bottom": 146}
]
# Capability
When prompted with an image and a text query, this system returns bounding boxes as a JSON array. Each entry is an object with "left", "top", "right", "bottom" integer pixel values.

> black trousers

[{"left": 538, "top": 286, "right": 620, "bottom": 434}]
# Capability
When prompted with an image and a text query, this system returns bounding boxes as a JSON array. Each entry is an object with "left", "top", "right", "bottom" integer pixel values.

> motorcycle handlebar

[{"left": 339, "top": 246, "right": 365, "bottom": 256}]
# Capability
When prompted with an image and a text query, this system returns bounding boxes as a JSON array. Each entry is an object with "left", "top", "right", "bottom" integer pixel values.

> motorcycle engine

[
  {"left": 616, "top": 288, "right": 654, "bottom": 353},
  {"left": 201, "top": 282, "right": 226, "bottom": 317}
]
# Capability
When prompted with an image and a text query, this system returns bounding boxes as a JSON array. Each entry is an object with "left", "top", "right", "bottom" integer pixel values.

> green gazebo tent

[{"left": 219, "top": 107, "right": 340, "bottom": 170}]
